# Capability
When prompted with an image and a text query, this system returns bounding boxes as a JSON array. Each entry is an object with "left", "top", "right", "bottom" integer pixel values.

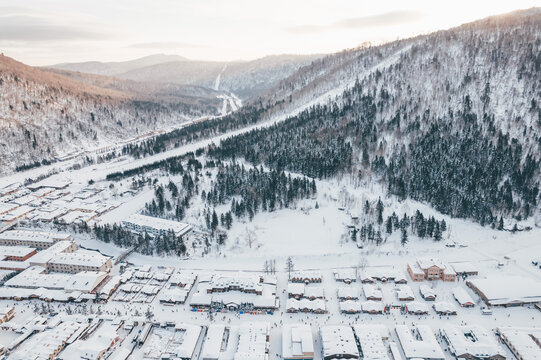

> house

[
  {"left": 0, "top": 230, "right": 71, "bottom": 249},
  {"left": 282, "top": 324, "right": 314, "bottom": 360},
  {"left": 59, "top": 320, "right": 121, "bottom": 360},
  {"left": 190, "top": 273, "right": 278, "bottom": 312},
  {"left": 363, "top": 284, "right": 383, "bottom": 301},
  {"left": 201, "top": 324, "right": 228, "bottom": 360},
  {"left": 407, "top": 262, "right": 425, "bottom": 282},
  {"left": 440, "top": 324, "right": 506, "bottom": 360},
  {"left": 333, "top": 269, "right": 357, "bottom": 284},
  {"left": 207, "top": 273, "right": 263, "bottom": 295},
  {"left": 290, "top": 271, "right": 322, "bottom": 284},
  {"left": 453, "top": 287, "right": 476, "bottom": 307},
  {"left": 141, "top": 323, "right": 202, "bottom": 360},
  {"left": 46, "top": 251, "right": 112, "bottom": 274},
  {"left": 339, "top": 300, "right": 362, "bottom": 314},
  {"left": 28, "top": 240, "right": 78, "bottom": 267},
  {"left": 235, "top": 322, "right": 270, "bottom": 360},
  {"left": 5, "top": 265, "right": 108, "bottom": 294},
  {"left": 361, "top": 268, "right": 408, "bottom": 284},
  {"left": 395, "top": 325, "right": 445, "bottom": 360},
  {"left": 433, "top": 301, "right": 458, "bottom": 315},
  {"left": 0, "top": 245, "right": 37, "bottom": 271},
  {"left": 320, "top": 326, "right": 359, "bottom": 360},
  {"left": 361, "top": 300, "right": 384, "bottom": 314},
  {"left": 406, "top": 302, "right": 429, "bottom": 315},
  {"left": 9, "top": 320, "right": 83, "bottom": 360},
  {"left": 26, "top": 177, "right": 71, "bottom": 190},
  {"left": 304, "top": 286, "right": 324, "bottom": 300},
  {"left": 451, "top": 262, "right": 479, "bottom": 277},
  {"left": 396, "top": 285, "right": 415, "bottom": 301},
  {"left": 353, "top": 325, "right": 390, "bottom": 360},
  {"left": 286, "top": 298, "right": 326, "bottom": 313},
  {"left": 337, "top": 286, "right": 359, "bottom": 300},
  {"left": 407, "top": 257, "right": 456, "bottom": 282},
  {"left": 419, "top": 285, "right": 437, "bottom": 301}
]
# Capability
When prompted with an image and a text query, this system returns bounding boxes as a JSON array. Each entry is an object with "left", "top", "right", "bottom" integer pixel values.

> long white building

[
  {"left": 282, "top": 324, "right": 314, "bottom": 360},
  {"left": 234, "top": 322, "right": 270, "bottom": 360},
  {"left": 47, "top": 251, "right": 112, "bottom": 274},
  {"left": 0, "top": 230, "right": 71, "bottom": 249},
  {"left": 122, "top": 214, "right": 192, "bottom": 238}
]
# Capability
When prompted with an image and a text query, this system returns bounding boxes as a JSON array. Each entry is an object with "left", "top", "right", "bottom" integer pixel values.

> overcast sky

[{"left": 0, "top": 0, "right": 538, "bottom": 66}]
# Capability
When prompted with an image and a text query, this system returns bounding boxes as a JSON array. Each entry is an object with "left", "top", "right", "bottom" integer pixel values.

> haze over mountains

[
  {"left": 48, "top": 54, "right": 190, "bottom": 76},
  {"left": 48, "top": 54, "right": 321, "bottom": 99}
]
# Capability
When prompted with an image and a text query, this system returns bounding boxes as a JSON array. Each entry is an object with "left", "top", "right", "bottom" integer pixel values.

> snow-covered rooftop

[
  {"left": 468, "top": 276, "right": 541, "bottom": 306},
  {"left": 0, "top": 229, "right": 70, "bottom": 244},
  {"left": 395, "top": 325, "right": 445, "bottom": 360},
  {"left": 28, "top": 240, "right": 75, "bottom": 265},
  {"left": 320, "top": 325, "right": 359, "bottom": 358},
  {"left": 201, "top": 324, "right": 226, "bottom": 359},
  {"left": 441, "top": 324, "right": 505, "bottom": 359},
  {"left": 353, "top": 324, "right": 390, "bottom": 360},
  {"left": 282, "top": 323, "right": 314, "bottom": 359},
  {"left": 234, "top": 322, "right": 269, "bottom": 360},
  {"left": 5, "top": 265, "right": 107, "bottom": 293},
  {"left": 498, "top": 327, "right": 541, "bottom": 360},
  {"left": 452, "top": 287, "right": 476, "bottom": 306},
  {"left": 49, "top": 250, "right": 109, "bottom": 268},
  {"left": 123, "top": 213, "right": 192, "bottom": 236}
]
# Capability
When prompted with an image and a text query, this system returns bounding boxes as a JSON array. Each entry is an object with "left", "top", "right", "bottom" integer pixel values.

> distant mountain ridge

[
  {"left": 48, "top": 54, "right": 322, "bottom": 100},
  {"left": 48, "top": 54, "right": 189, "bottom": 77}
]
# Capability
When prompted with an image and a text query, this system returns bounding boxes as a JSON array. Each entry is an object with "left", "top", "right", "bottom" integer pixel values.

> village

[
  {"left": 0, "top": 164, "right": 540, "bottom": 359},
  {"left": 0, "top": 223, "right": 536, "bottom": 359}
]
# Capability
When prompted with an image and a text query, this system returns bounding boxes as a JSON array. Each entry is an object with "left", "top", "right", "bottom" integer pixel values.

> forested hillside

[
  {"left": 205, "top": 9, "right": 541, "bottom": 225},
  {"left": 0, "top": 54, "right": 222, "bottom": 172}
]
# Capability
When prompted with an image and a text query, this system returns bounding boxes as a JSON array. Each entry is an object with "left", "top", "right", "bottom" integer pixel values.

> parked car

[{"left": 481, "top": 307, "right": 492, "bottom": 315}]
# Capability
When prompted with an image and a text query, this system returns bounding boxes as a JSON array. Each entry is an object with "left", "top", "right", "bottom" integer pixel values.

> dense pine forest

[
  {"left": 95, "top": 10, "right": 541, "bottom": 234},
  {"left": 143, "top": 161, "right": 316, "bottom": 235},
  {"left": 204, "top": 83, "right": 539, "bottom": 226}
]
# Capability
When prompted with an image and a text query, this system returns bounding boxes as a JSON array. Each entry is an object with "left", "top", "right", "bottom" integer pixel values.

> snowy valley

[{"left": 0, "top": 5, "right": 540, "bottom": 360}]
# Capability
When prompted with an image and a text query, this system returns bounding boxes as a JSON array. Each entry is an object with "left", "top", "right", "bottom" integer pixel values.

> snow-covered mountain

[
  {"left": 203, "top": 8, "right": 541, "bottom": 225},
  {"left": 50, "top": 54, "right": 321, "bottom": 100},
  {"left": 0, "top": 54, "right": 223, "bottom": 172},
  {"left": 47, "top": 54, "right": 189, "bottom": 77}
]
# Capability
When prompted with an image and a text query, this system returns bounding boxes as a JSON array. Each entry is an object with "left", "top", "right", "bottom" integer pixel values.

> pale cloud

[
  {"left": 0, "top": 15, "right": 104, "bottom": 42},
  {"left": 129, "top": 42, "right": 204, "bottom": 49},
  {"left": 285, "top": 10, "right": 424, "bottom": 34}
]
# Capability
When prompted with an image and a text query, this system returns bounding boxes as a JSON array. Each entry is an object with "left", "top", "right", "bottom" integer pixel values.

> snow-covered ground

[{"left": 0, "top": 76, "right": 539, "bottom": 358}]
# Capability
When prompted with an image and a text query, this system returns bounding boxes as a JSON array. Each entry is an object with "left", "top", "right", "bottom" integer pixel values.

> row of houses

[
  {"left": 190, "top": 272, "right": 278, "bottom": 312},
  {"left": 0, "top": 229, "right": 71, "bottom": 249},
  {"left": 286, "top": 298, "right": 327, "bottom": 313},
  {"left": 0, "top": 177, "right": 121, "bottom": 228}
]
